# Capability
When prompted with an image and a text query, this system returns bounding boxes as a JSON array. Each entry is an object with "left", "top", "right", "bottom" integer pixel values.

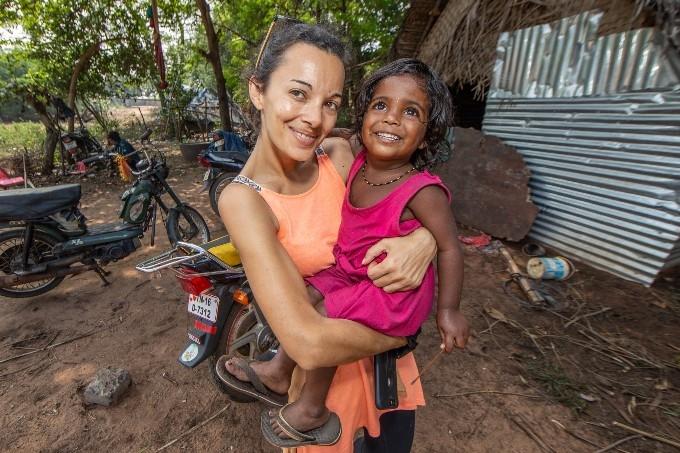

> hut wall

[{"left": 482, "top": 11, "right": 680, "bottom": 285}]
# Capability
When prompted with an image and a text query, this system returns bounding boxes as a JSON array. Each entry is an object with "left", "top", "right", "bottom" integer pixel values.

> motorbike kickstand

[{"left": 94, "top": 266, "right": 111, "bottom": 286}]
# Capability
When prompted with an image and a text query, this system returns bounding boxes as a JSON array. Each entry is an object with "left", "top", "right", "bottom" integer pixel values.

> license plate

[
  {"left": 188, "top": 293, "right": 219, "bottom": 323},
  {"left": 203, "top": 169, "right": 211, "bottom": 182}
]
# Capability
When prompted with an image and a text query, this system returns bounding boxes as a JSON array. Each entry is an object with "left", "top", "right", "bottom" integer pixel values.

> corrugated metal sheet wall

[
  {"left": 483, "top": 12, "right": 680, "bottom": 285},
  {"left": 491, "top": 11, "right": 680, "bottom": 98}
]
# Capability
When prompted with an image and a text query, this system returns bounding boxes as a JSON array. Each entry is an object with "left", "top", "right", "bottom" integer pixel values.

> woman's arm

[{"left": 219, "top": 184, "right": 405, "bottom": 370}]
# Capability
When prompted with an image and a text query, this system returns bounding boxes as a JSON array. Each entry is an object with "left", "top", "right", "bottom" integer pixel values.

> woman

[{"left": 217, "top": 22, "right": 437, "bottom": 452}]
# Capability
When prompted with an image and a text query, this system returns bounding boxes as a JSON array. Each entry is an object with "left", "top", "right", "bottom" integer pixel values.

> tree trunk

[
  {"left": 42, "top": 129, "right": 59, "bottom": 175},
  {"left": 67, "top": 41, "right": 102, "bottom": 132},
  {"left": 26, "top": 94, "right": 59, "bottom": 175},
  {"left": 196, "top": 0, "right": 232, "bottom": 131}
]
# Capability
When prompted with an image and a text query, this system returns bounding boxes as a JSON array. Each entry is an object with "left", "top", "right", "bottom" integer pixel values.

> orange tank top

[{"left": 232, "top": 148, "right": 345, "bottom": 277}]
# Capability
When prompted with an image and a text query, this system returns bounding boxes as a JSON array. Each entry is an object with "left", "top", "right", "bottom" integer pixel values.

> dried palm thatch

[
  {"left": 394, "top": 0, "right": 665, "bottom": 96},
  {"left": 637, "top": 0, "right": 680, "bottom": 49},
  {"left": 391, "top": 0, "right": 443, "bottom": 60}
]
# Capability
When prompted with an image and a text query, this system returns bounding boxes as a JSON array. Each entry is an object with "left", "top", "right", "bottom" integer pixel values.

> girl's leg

[
  {"left": 224, "top": 286, "right": 325, "bottom": 395},
  {"left": 271, "top": 365, "right": 338, "bottom": 436}
]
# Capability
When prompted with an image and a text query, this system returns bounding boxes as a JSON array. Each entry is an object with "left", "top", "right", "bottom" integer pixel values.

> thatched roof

[
  {"left": 392, "top": 0, "right": 668, "bottom": 94},
  {"left": 639, "top": 0, "right": 680, "bottom": 49},
  {"left": 390, "top": 0, "right": 445, "bottom": 61}
]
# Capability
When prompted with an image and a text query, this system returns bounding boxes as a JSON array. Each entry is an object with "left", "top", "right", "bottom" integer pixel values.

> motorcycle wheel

[
  {"left": 208, "top": 303, "right": 259, "bottom": 401},
  {"left": 166, "top": 205, "right": 211, "bottom": 246},
  {"left": 208, "top": 171, "right": 238, "bottom": 216},
  {"left": 0, "top": 229, "right": 64, "bottom": 298}
]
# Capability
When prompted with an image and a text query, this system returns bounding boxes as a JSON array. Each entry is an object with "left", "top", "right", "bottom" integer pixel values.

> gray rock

[
  {"left": 83, "top": 367, "right": 131, "bottom": 406},
  {"left": 436, "top": 127, "right": 538, "bottom": 241}
]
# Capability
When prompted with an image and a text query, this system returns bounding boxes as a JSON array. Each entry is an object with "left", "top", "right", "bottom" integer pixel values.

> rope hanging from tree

[{"left": 147, "top": 0, "right": 168, "bottom": 90}]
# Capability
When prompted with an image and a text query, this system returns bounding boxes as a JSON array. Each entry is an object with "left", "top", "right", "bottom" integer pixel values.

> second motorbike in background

[
  {"left": 198, "top": 130, "right": 250, "bottom": 215},
  {"left": 0, "top": 143, "right": 211, "bottom": 298}
]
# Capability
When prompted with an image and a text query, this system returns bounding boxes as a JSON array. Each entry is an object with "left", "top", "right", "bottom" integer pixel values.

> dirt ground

[{"left": 1, "top": 148, "right": 679, "bottom": 453}]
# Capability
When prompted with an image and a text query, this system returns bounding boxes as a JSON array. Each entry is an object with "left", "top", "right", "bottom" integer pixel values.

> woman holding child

[{"left": 216, "top": 21, "right": 469, "bottom": 452}]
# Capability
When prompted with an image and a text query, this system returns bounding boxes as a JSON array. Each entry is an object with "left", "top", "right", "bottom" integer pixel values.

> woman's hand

[{"left": 362, "top": 227, "right": 437, "bottom": 293}]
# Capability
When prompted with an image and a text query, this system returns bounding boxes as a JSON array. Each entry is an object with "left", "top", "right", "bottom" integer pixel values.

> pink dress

[{"left": 307, "top": 150, "right": 450, "bottom": 337}]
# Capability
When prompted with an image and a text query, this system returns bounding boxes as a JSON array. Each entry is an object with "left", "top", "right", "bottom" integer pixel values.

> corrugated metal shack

[
  {"left": 393, "top": 0, "right": 680, "bottom": 285},
  {"left": 484, "top": 11, "right": 680, "bottom": 286}
]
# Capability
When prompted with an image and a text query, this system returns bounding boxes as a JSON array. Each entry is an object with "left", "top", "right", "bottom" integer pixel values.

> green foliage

[
  {"left": 0, "top": 0, "right": 156, "bottom": 105},
  {"left": 207, "top": 0, "right": 409, "bottom": 109},
  {"left": 0, "top": 121, "right": 44, "bottom": 155},
  {"left": 525, "top": 360, "right": 587, "bottom": 413},
  {"left": 1, "top": 0, "right": 409, "bottom": 131}
]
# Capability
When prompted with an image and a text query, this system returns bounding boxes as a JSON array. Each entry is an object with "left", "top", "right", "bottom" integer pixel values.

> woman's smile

[{"left": 289, "top": 125, "right": 319, "bottom": 147}]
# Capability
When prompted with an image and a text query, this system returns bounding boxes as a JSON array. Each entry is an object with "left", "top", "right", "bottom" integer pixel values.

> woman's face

[{"left": 250, "top": 43, "right": 344, "bottom": 162}]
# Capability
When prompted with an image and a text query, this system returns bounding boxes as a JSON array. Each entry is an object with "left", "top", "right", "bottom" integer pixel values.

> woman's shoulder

[{"left": 218, "top": 183, "right": 279, "bottom": 231}]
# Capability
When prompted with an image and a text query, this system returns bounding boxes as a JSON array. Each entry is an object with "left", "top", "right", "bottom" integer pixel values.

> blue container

[{"left": 526, "top": 257, "right": 574, "bottom": 280}]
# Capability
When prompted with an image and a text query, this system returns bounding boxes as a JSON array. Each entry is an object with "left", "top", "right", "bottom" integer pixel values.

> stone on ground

[{"left": 83, "top": 367, "right": 131, "bottom": 406}]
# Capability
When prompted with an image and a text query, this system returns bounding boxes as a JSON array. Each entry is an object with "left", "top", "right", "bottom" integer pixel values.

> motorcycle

[
  {"left": 198, "top": 130, "right": 250, "bottom": 216},
  {"left": 75, "top": 129, "right": 152, "bottom": 179},
  {"left": 60, "top": 128, "right": 105, "bottom": 169},
  {"left": 136, "top": 237, "right": 415, "bottom": 409},
  {"left": 0, "top": 148, "right": 211, "bottom": 298}
]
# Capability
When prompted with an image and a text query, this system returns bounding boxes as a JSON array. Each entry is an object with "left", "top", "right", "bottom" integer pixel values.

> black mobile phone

[{"left": 374, "top": 349, "right": 399, "bottom": 409}]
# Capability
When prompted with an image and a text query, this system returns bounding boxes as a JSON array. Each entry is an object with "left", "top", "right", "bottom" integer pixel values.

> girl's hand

[
  {"left": 437, "top": 308, "right": 469, "bottom": 352},
  {"left": 362, "top": 227, "right": 437, "bottom": 293}
]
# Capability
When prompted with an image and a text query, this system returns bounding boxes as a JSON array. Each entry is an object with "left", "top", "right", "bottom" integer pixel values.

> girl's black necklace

[{"left": 361, "top": 162, "right": 417, "bottom": 187}]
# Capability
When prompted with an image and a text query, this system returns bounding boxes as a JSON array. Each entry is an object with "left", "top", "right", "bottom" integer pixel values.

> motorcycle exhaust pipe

[
  {"left": 0, "top": 264, "right": 98, "bottom": 288},
  {"left": 44, "top": 253, "right": 86, "bottom": 269},
  {"left": 21, "top": 253, "right": 86, "bottom": 274}
]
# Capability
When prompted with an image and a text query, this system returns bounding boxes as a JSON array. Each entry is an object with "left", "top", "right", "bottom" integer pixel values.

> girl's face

[
  {"left": 361, "top": 74, "right": 429, "bottom": 164},
  {"left": 250, "top": 43, "right": 344, "bottom": 163}
]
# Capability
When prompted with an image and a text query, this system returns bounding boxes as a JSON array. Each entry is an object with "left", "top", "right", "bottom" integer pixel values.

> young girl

[{"left": 258, "top": 58, "right": 469, "bottom": 448}]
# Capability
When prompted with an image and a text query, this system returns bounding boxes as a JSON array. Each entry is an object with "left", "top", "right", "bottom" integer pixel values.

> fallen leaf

[
  {"left": 627, "top": 396, "right": 637, "bottom": 418},
  {"left": 578, "top": 393, "right": 599, "bottom": 402},
  {"left": 650, "top": 300, "right": 668, "bottom": 309},
  {"left": 484, "top": 307, "right": 508, "bottom": 323},
  {"left": 655, "top": 379, "right": 670, "bottom": 391}
]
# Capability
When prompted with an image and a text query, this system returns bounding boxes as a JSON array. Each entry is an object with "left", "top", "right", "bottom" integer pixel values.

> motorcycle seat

[
  {"left": 208, "top": 241, "right": 242, "bottom": 267},
  {"left": 209, "top": 150, "right": 248, "bottom": 165},
  {"left": 0, "top": 184, "right": 81, "bottom": 221}
]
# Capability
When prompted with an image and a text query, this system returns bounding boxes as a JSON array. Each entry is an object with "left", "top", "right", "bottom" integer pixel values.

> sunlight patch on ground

[{"left": 53, "top": 363, "right": 97, "bottom": 385}]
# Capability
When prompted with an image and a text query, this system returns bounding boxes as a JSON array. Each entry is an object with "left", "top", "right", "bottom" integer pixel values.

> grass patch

[
  {"left": 0, "top": 122, "right": 45, "bottom": 156},
  {"left": 525, "top": 360, "right": 587, "bottom": 412}
]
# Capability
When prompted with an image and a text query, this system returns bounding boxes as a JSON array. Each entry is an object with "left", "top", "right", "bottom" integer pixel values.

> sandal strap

[
  {"left": 275, "top": 405, "right": 315, "bottom": 442},
  {"left": 231, "top": 358, "right": 271, "bottom": 397}
]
